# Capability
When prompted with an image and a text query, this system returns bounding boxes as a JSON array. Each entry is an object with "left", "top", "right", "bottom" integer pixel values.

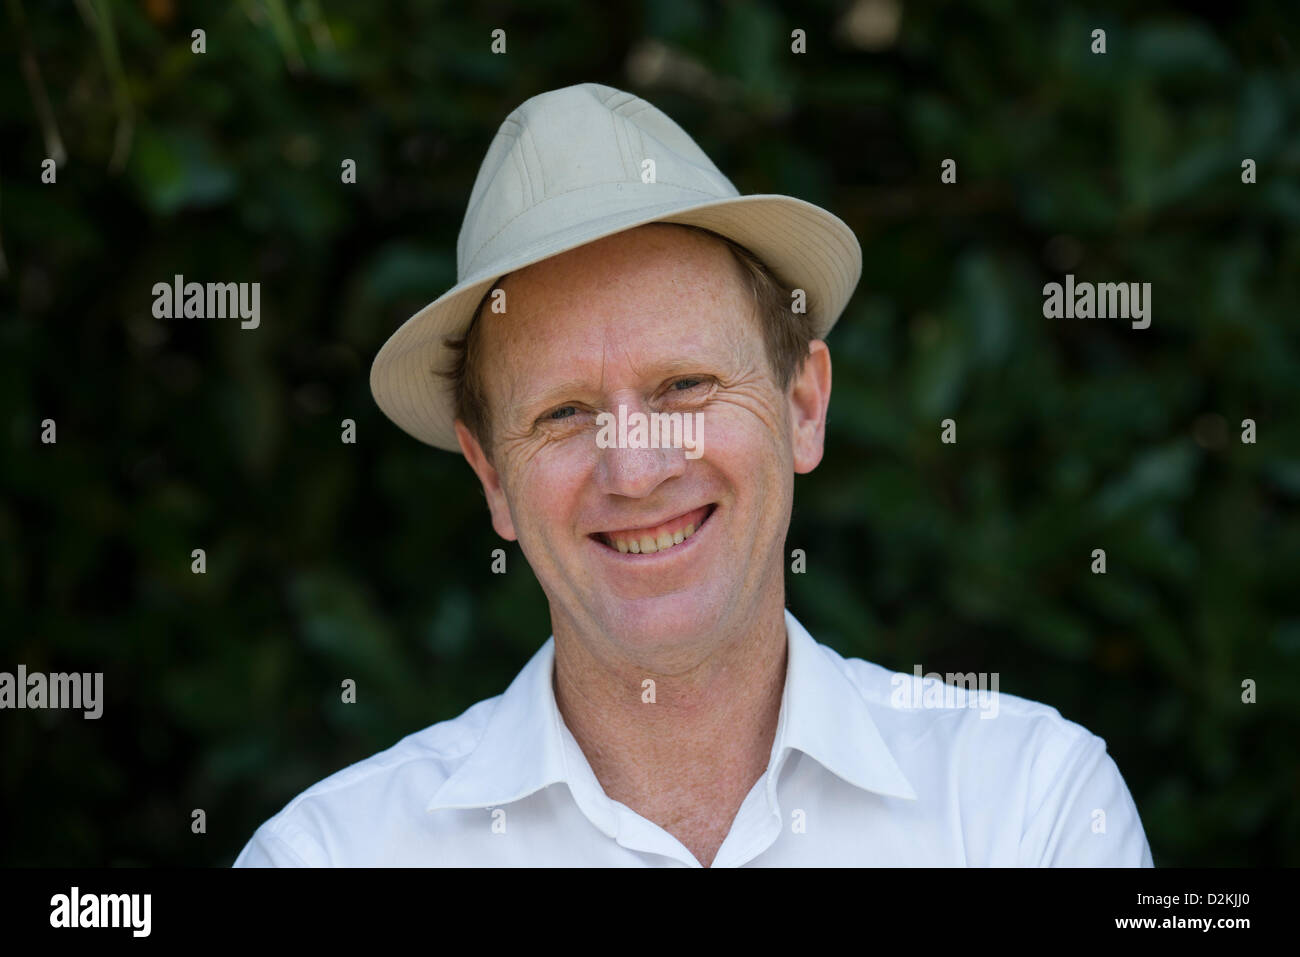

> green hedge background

[{"left": 1, "top": 0, "right": 1297, "bottom": 866}]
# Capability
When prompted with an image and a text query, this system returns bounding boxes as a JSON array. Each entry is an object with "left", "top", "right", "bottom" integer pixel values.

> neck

[{"left": 551, "top": 597, "right": 789, "bottom": 865}]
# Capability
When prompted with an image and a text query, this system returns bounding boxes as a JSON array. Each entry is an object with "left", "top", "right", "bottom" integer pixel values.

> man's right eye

[{"left": 547, "top": 406, "right": 577, "bottom": 420}]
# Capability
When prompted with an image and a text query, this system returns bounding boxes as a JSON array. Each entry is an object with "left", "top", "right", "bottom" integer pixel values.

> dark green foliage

[{"left": 0, "top": 0, "right": 1296, "bottom": 865}]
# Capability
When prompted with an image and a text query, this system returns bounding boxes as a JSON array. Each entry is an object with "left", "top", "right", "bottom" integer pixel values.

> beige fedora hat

[{"left": 369, "top": 81, "right": 862, "bottom": 452}]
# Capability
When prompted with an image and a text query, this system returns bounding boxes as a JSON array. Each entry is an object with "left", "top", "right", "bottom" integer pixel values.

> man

[{"left": 234, "top": 82, "right": 1152, "bottom": 867}]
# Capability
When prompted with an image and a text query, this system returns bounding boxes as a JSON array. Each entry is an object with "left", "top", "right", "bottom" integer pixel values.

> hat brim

[{"left": 369, "top": 193, "right": 862, "bottom": 452}]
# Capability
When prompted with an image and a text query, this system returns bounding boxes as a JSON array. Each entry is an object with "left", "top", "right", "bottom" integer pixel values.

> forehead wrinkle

[
  {"left": 481, "top": 223, "right": 762, "bottom": 417},
  {"left": 590, "top": 295, "right": 748, "bottom": 399},
  {"left": 597, "top": 315, "right": 709, "bottom": 390},
  {"left": 603, "top": 250, "right": 749, "bottom": 371}
]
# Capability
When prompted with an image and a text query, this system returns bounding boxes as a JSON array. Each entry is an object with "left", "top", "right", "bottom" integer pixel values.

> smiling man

[
  {"left": 450, "top": 222, "right": 817, "bottom": 868},
  {"left": 234, "top": 82, "right": 1152, "bottom": 868}
]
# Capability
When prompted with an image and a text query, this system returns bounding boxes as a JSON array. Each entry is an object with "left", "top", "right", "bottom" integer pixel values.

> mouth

[{"left": 590, "top": 503, "right": 717, "bottom": 556}]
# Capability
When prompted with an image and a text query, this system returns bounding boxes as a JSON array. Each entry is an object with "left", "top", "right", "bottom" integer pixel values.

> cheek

[
  {"left": 506, "top": 447, "right": 594, "bottom": 544},
  {"left": 704, "top": 401, "right": 790, "bottom": 483}
]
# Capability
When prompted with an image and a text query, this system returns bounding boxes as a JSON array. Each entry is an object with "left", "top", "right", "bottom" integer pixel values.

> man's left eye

[
  {"left": 548, "top": 406, "right": 577, "bottom": 420},
  {"left": 672, "top": 378, "right": 702, "bottom": 391}
]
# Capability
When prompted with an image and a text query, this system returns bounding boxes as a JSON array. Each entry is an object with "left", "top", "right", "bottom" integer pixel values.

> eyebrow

[
  {"left": 508, "top": 358, "right": 717, "bottom": 418},
  {"left": 511, "top": 378, "right": 599, "bottom": 417}
]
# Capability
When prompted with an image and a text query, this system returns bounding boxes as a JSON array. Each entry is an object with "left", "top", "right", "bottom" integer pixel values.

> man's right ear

[{"left": 454, "top": 420, "right": 518, "bottom": 542}]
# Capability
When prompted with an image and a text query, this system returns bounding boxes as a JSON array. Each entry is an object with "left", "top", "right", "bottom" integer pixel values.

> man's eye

[
  {"left": 672, "top": 378, "right": 703, "bottom": 391},
  {"left": 548, "top": 406, "right": 577, "bottom": 420}
]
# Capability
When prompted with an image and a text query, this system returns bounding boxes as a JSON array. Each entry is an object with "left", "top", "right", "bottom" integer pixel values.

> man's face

[{"left": 456, "top": 224, "right": 830, "bottom": 668}]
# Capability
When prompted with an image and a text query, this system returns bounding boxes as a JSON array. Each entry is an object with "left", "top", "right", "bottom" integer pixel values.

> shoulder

[
  {"left": 233, "top": 693, "right": 500, "bottom": 867},
  {"left": 821, "top": 641, "right": 1150, "bottom": 865},
  {"left": 825, "top": 639, "right": 1097, "bottom": 756}
]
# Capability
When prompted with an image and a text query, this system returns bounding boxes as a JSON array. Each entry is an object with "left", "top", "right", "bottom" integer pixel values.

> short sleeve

[{"left": 1018, "top": 731, "right": 1153, "bottom": 867}]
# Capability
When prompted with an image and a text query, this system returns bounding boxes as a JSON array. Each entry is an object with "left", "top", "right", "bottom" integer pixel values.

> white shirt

[{"left": 233, "top": 609, "right": 1153, "bottom": 867}]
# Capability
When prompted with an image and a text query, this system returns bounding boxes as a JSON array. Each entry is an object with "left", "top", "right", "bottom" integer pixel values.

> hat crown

[{"left": 456, "top": 83, "right": 739, "bottom": 280}]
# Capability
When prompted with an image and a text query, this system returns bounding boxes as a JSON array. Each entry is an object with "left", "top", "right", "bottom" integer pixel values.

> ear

[
  {"left": 455, "top": 420, "right": 518, "bottom": 541},
  {"left": 789, "top": 339, "right": 831, "bottom": 474}
]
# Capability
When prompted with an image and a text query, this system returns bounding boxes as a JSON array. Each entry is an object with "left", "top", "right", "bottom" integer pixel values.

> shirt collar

[
  {"left": 426, "top": 609, "right": 916, "bottom": 818},
  {"left": 776, "top": 609, "right": 917, "bottom": 801}
]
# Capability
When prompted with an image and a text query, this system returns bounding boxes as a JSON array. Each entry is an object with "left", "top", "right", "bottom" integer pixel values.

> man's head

[
  {"left": 446, "top": 224, "right": 818, "bottom": 458},
  {"left": 447, "top": 222, "right": 833, "bottom": 667}
]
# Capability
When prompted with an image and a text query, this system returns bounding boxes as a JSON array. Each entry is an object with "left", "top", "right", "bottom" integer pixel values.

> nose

[{"left": 593, "top": 396, "right": 689, "bottom": 498}]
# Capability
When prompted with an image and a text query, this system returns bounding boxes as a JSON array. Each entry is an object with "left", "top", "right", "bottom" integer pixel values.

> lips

[{"left": 592, "top": 504, "right": 716, "bottom": 555}]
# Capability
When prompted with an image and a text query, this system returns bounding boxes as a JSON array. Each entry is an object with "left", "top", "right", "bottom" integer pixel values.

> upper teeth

[{"left": 614, "top": 523, "right": 696, "bottom": 554}]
